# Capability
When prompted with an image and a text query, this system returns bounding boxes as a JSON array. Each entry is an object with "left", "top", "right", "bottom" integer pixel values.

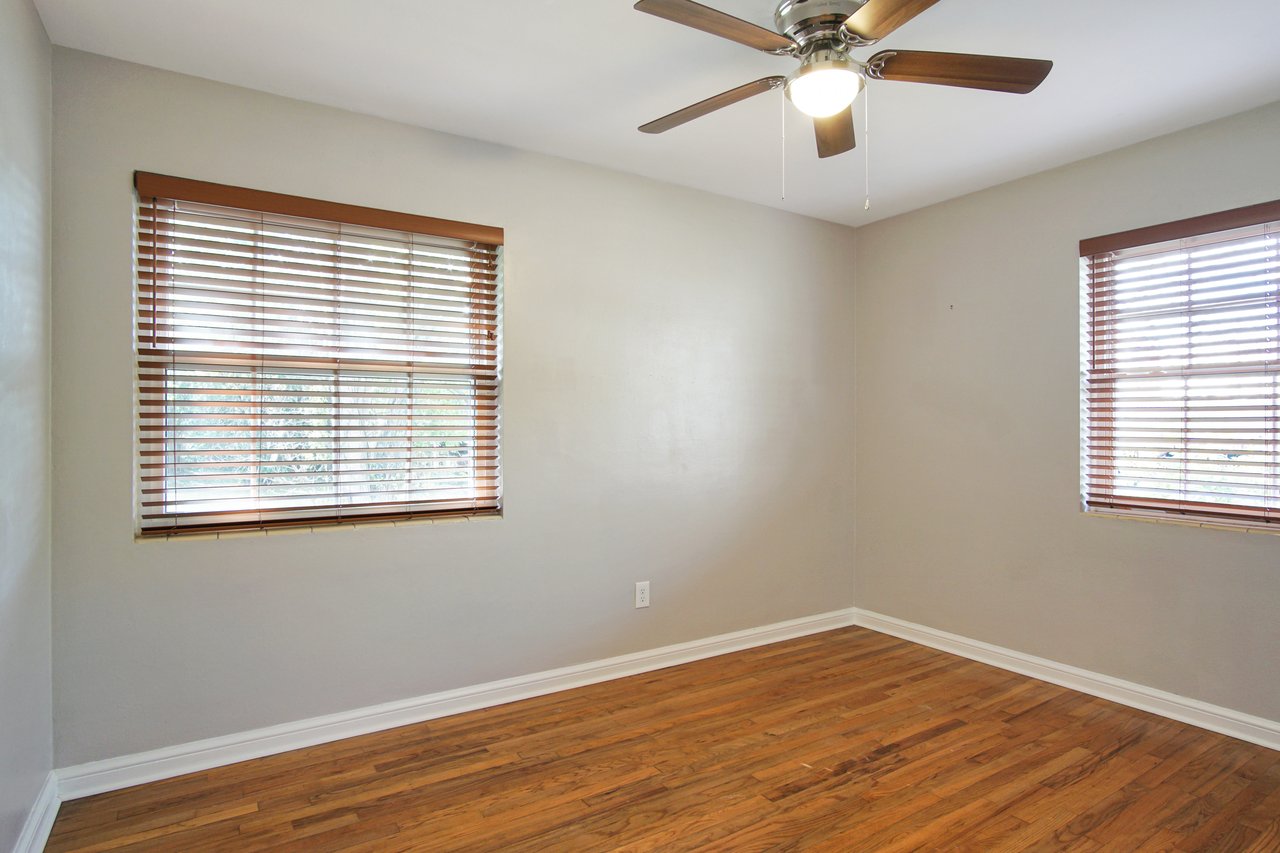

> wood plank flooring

[{"left": 47, "top": 627, "right": 1280, "bottom": 851}]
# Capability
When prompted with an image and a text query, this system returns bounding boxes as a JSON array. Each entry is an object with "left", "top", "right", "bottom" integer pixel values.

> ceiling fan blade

[
  {"left": 639, "top": 77, "right": 785, "bottom": 134},
  {"left": 814, "top": 107, "right": 856, "bottom": 158},
  {"left": 842, "top": 0, "right": 943, "bottom": 43},
  {"left": 866, "top": 50, "right": 1053, "bottom": 93},
  {"left": 634, "top": 0, "right": 796, "bottom": 53}
]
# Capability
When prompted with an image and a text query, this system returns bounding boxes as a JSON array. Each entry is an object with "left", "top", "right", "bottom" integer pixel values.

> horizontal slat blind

[
  {"left": 1081, "top": 202, "right": 1280, "bottom": 527},
  {"left": 135, "top": 174, "right": 502, "bottom": 535}
]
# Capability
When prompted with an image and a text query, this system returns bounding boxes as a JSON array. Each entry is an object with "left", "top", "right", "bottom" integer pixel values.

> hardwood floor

[{"left": 47, "top": 627, "right": 1280, "bottom": 852}]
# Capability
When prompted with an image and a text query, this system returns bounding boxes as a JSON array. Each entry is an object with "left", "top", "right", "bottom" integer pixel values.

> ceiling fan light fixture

[
  {"left": 785, "top": 52, "right": 865, "bottom": 118},
  {"left": 633, "top": 0, "right": 1053, "bottom": 162}
]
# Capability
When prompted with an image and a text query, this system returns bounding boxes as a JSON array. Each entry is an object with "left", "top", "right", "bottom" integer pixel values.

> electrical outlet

[{"left": 635, "top": 581, "right": 650, "bottom": 609}]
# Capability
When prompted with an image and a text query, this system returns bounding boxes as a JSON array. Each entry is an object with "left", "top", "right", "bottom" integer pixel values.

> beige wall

[
  {"left": 50, "top": 49, "right": 858, "bottom": 766},
  {"left": 854, "top": 101, "right": 1280, "bottom": 721},
  {"left": 0, "top": 0, "right": 53, "bottom": 844}
]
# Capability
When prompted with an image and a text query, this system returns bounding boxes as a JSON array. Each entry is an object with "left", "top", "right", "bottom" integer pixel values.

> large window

[
  {"left": 135, "top": 173, "right": 502, "bottom": 536},
  {"left": 1081, "top": 200, "right": 1280, "bottom": 529}
]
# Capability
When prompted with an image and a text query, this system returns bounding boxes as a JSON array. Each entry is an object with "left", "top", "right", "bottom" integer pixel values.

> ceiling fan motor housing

[{"left": 774, "top": 0, "right": 868, "bottom": 50}]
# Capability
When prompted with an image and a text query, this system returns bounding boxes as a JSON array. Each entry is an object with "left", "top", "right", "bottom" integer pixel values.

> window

[
  {"left": 135, "top": 172, "right": 502, "bottom": 536},
  {"left": 1081, "top": 199, "right": 1280, "bottom": 529}
]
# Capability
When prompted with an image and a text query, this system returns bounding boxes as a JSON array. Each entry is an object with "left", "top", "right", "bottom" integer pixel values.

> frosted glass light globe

[{"left": 786, "top": 62, "right": 865, "bottom": 118}]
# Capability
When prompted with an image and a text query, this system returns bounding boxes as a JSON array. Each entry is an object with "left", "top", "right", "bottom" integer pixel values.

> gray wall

[
  {"left": 50, "top": 49, "right": 858, "bottom": 767},
  {"left": 854, "top": 101, "right": 1280, "bottom": 721},
  {"left": 47, "top": 38, "right": 1278, "bottom": 778},
  {"left": 0, "top": 0, "right": 53, "bottom": 845}
]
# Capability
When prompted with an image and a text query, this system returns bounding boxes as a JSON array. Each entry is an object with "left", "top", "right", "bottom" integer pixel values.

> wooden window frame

[{"left": 134, "top": 172, "right": 504, "bottom": 537}]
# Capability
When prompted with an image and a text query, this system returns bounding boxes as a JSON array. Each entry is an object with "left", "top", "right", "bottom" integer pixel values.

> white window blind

[
  {"left": 135, "top": 172, "right": 502, "bottom": 536},
  {"left": 1081, "top": 200, "right": 1280, "bottom": 528}
]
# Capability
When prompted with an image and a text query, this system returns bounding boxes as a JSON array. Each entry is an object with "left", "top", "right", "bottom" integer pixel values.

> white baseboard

[
  {"left": 56, "top": 608, "right": 859, "bottom": 801},
  {"left": 54, "top": 605, "right": 1278, "bottom": 805},
  {"left": 13, "top": 771, "right": 60, "bottom": 853},
  {"left": 850, "top": 608, "right": 1280, "bottom": 752}
]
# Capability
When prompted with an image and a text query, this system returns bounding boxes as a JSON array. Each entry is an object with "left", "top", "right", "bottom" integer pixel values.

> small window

[
  {"left": 1080, "top": 200, "right": 1280, "bottom": 529},
  {"left": 134, "top": 173, "right": 502, "bottom": 536}
]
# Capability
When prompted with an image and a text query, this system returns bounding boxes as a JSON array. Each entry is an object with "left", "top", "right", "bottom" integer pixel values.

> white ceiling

[{"left": 35, "top": 0, "right": 1280, "bottom": 226}]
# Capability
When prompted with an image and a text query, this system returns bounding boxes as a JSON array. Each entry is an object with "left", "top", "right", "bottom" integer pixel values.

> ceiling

[{"left": 35, "top": 0, "right": 1280, "bottom": 226}]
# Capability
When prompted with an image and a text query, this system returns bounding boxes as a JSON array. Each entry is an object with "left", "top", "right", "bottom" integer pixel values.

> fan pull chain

[
  {"left": 780, "top": 92, "right": 787, "bottom": 200},
  {"left": 863, "top": 83, "right": 872, "bottom": 211}
]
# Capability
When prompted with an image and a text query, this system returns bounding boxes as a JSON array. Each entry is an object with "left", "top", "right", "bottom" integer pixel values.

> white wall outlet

[{"left": 635, "top": 581, "right": 650, "bottom": 609}]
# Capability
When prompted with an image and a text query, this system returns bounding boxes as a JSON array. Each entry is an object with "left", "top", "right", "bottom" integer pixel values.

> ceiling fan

[{"left": 635, "top": 0, "right": 1053, "bottom": 158}]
